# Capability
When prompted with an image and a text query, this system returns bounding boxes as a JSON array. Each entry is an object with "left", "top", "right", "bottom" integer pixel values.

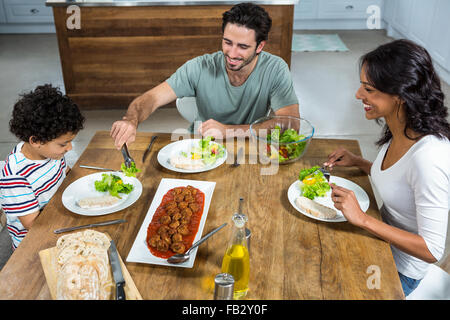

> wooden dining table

[{"left": 0, "top": 131, "right": 405, "bottom": 300}]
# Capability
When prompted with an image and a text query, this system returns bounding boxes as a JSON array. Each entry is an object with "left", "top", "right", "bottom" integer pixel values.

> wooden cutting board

[{"left": 39, "top": 233, "right": 142, "bottom": 300}]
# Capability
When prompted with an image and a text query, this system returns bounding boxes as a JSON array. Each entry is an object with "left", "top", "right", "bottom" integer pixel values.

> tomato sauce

[{"left": 146, "top": 186, "right": 205, "bottom": 259}]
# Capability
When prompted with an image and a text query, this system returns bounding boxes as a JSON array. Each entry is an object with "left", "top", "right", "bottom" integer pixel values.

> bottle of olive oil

[{"left": 221, "top": 200, "right": 250, "bottom": 300}]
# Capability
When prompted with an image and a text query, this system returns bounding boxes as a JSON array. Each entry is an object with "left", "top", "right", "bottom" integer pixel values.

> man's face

[{"left": 222, "top": 23, "right": 265, "bottom": 72}]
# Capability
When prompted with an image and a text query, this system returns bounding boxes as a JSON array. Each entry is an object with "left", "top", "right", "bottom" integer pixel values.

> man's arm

[
  {"left": 110, "top": 82, "right": 177, "bottom": 149},
  {"left": 199, "top": 104, "right": 300, "bottom": 138}
]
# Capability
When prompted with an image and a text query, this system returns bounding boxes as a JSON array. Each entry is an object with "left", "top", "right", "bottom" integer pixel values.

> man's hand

[
  {"left": 110, "top": 117, "right": 137, "bottom": 150},
  {"left": 198, "top": 119, "right": 230, "bottom": 139}
]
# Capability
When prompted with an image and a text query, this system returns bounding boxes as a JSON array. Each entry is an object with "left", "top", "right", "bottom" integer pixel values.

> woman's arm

[
  {"left": 330, "top": 184, "right": 437, "bottom": 263},
  {"left": 360, "top": 213, "right": 437, "bottom": 263}
]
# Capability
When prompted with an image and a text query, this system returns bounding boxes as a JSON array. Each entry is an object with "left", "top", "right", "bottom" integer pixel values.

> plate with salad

[
  {"left": 157, "top": 137, "right": 228, "bottom": 173},
  {"left": 62, "top": 171, "right": 142, "bottom": 216},
  {"left": 287, "top": 166, "right": 369, "bottom": 222}
]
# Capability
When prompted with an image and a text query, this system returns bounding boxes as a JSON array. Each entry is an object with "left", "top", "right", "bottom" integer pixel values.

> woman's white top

[{"left": 371, "top": 135, "right": 450, "bottom": 280}]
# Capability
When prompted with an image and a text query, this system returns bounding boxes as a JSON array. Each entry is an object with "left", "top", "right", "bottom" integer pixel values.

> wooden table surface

[{"left": 0, "top": 131, "right": 405, "bottom": 300}]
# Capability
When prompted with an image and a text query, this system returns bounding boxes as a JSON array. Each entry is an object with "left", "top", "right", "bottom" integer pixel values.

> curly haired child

[{"left": 0, "top": 84, "right": 85, "bottom": 250}]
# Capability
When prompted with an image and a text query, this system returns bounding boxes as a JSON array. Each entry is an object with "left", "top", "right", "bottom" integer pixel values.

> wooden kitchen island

[{"left": 46, "top": 0, "right": 298, "bottom": 110}]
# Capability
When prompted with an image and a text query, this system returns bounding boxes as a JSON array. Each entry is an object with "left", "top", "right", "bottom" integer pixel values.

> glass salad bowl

[{"left": 249, "top": 115, "right": 315, "bottom": 164}]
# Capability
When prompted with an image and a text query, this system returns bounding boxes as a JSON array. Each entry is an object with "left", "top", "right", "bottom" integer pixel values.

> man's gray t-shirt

[{"left": 166, "top": 51, "right": 298, "bottom": 131}]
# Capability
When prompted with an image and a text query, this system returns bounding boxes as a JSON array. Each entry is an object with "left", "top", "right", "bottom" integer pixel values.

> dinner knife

[
  {"left": 79, "top": 165, "right": 116, "bottom": 171},
  {"left": 53, "top": 219, "right": 126, "bottom": 234},
  {"left": 108, "top": 239, "right": 126, "bottom": 300},
  {"left": 142, "top": 135, "right": 158, "bottom": 162},
  {"left": 232, "top": 147, "right": 244, "bottom": 167}
]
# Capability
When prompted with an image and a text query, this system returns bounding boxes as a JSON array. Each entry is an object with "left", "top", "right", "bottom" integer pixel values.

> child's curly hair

[{"left": 9, "top": 84, "right": 85, "bottom": 143}]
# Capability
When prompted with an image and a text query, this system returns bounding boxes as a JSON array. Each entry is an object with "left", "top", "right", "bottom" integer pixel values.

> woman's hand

[
  {"left": 323, "top": 147, "right": 360, "bottom": 169},
  {"left": 330, "top": 183, "right": 366, "bottom": 227},
  {"left": 323, "top": 148, "right": 372, "bottom": 175}
]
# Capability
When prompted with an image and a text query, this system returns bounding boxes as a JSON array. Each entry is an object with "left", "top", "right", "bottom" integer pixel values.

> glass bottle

[{"left": 221, "top": 212, "right": 250, "bottom": 299}]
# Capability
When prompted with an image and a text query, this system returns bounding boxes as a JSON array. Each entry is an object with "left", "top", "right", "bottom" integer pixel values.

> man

[{"left": 111, "top": 2, "right": 299, "bottom": 149}]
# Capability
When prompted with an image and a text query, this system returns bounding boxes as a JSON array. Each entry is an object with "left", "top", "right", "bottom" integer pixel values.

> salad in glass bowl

[{"left": 250, "top": 115, "right": 314, "bottom": 164}]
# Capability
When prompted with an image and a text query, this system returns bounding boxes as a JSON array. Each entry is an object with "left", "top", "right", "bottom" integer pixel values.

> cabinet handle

[
  {"left": 345, "top": 5, "right": 354, "bottom": 10},
  {"left": 30, "top": 8, "right": 39, "bottom": 14}
]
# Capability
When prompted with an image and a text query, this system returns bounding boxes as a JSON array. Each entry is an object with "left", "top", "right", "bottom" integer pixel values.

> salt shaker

[{"left": 213, "top": 273, "right": 235, "bottom": 300}]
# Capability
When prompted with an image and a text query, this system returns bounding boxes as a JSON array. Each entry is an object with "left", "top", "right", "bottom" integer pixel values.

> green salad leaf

[
  {"left": 94, "top": 173, "right": 134, "bottom": 198},
  {"left": 121, "top": 162, "right": 141, "bottom": 178},
  {"left": 298, "top": 166, "right": 330, "bottom": 200}
]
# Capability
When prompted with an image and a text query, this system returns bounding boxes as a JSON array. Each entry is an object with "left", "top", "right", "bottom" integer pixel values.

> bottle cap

[
  {"left": 213, "top": 273, "right": 235, "bottom": 300},
  {"left": 232, "top": 213, "right": 248, "bottom": 228}
]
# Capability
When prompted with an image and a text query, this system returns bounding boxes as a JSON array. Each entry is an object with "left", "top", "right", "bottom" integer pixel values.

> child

[{"left": 0, "top": 84, "right": 85, "bottom": 250}]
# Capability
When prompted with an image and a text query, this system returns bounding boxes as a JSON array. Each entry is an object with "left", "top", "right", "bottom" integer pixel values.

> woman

[{"left": 324, "top": 39, "right": 450, "bottom": 297}]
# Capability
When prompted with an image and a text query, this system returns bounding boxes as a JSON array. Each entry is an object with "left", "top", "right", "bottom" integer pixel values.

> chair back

[{"left": 176, "top": 97, "right": 198, "bottom": 124}]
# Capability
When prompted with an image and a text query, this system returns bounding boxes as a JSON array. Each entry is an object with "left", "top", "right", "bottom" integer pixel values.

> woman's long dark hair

[{"left": 360, "top": 39, "right": 450, "bottom": 146}]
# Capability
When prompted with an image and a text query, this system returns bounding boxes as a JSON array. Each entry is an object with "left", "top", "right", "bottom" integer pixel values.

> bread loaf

[
  {"left": 55, "top": 230, "right": 113, "bottom": 300},
  {"left": 295, "top": 196, "right": 337, "bottom": 219},
  {"left": 77, "top": 195, "right": 119, "bottom": 209}
]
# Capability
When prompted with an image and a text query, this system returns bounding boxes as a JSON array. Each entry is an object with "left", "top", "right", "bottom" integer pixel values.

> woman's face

[{"left": 355, "top": 64, "right": 402, "bottom": 121}]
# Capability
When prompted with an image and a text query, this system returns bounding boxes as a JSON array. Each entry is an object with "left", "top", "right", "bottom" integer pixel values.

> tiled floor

[{"left": 0, "top": 30, "right": 449, "bottom": 272}]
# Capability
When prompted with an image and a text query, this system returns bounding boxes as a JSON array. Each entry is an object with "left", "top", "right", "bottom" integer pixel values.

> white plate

[
  {"left": 287, "top": 176, "right": 370, "bottom": 223},
  {"left": 126, "top": 178, "right": 216, "bottom": 268},
  {"left": 157, "top": 139, "right": 228, "bottom": 173},
  {"left": 62, "top": 172, "right": 142, "bottom": 216}
]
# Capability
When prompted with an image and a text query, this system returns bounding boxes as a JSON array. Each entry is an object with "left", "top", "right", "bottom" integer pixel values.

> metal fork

[
  {"left": 319, "top": 166, "right": 331, "bottom": 182},
  {"left": 121, "top": 143, "right": 135, "bottom": 168}
]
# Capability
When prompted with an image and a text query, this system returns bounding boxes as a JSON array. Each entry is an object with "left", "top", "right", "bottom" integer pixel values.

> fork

[
  {"left": 319, "top": 166, "right": 331, "bottom": 182},
  {"left": 121, "top": 143, "right": 135, "bottom": 168}
]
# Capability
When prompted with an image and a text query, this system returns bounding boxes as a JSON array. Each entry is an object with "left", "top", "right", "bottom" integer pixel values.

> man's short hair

[{"left": 222, "top": 2, "right": 272, "bottom": 45}]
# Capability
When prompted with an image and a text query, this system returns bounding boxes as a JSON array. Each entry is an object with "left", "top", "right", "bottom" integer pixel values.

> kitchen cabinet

[
  {"left": 384, "top": 0, "right": 450, "bottom": 84},
  {"left": 0, "top": 0, "right": 54, "bottom": 33},
  {"left": 4, "top": 0, "right": 53, "bottom": 23},
  {"left": 294, "top": 0, "right": 383, "bottom": 29},
  {"left": 0, "top": 1, "right": 6, "bottom": 23},
  {"left": 46, "top": 0, "right": 296, "bottom": 110}
]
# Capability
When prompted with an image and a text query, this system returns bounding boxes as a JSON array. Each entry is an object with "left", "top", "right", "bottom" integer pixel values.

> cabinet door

[
  {"left": 391, "top": 0, "right": 412, "bottom": 35},
  {"left": 427, "top": 0, "right": 450, "bottom": 69},
  {"left": 294, "top": 0, "right": 318, "bottom": 19},
  {"left": 4, "top": 0, "right": 53, "bottom": 23},
  {"left": 408, "top": 0, "right": 437, "bottom": 47},
  {"left": 318, "top": 0, "right": 382, "bottom": 19},
  {"left": 0, "top": 0, "right": 6, "bottom": 23}
]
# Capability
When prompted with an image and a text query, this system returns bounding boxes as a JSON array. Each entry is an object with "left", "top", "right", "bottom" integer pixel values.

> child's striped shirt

[{"left": 0, "top": 142, "right": 67, "bottom": 249}]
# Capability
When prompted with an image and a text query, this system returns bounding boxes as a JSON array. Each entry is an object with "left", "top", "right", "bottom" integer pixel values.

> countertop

[{"left": 46, "top": 0, "right": 299, "bottom": 7}]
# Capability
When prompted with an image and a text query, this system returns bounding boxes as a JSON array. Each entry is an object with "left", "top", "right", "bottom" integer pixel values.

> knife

[
  {"left": 108, "top": 240, "right": 126, "bottom": 300},
  {"left": 53, "top": 219, "right": 126, "bottom": 234},
  {"left": 142, "top": 135, "right": 158, "bottom": 162},
  {"left": 232, "top": 147, "right": 244, "bottom": 167},
  {"left": 79, "top": 165, "right": 116, "bottom": 171}
]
